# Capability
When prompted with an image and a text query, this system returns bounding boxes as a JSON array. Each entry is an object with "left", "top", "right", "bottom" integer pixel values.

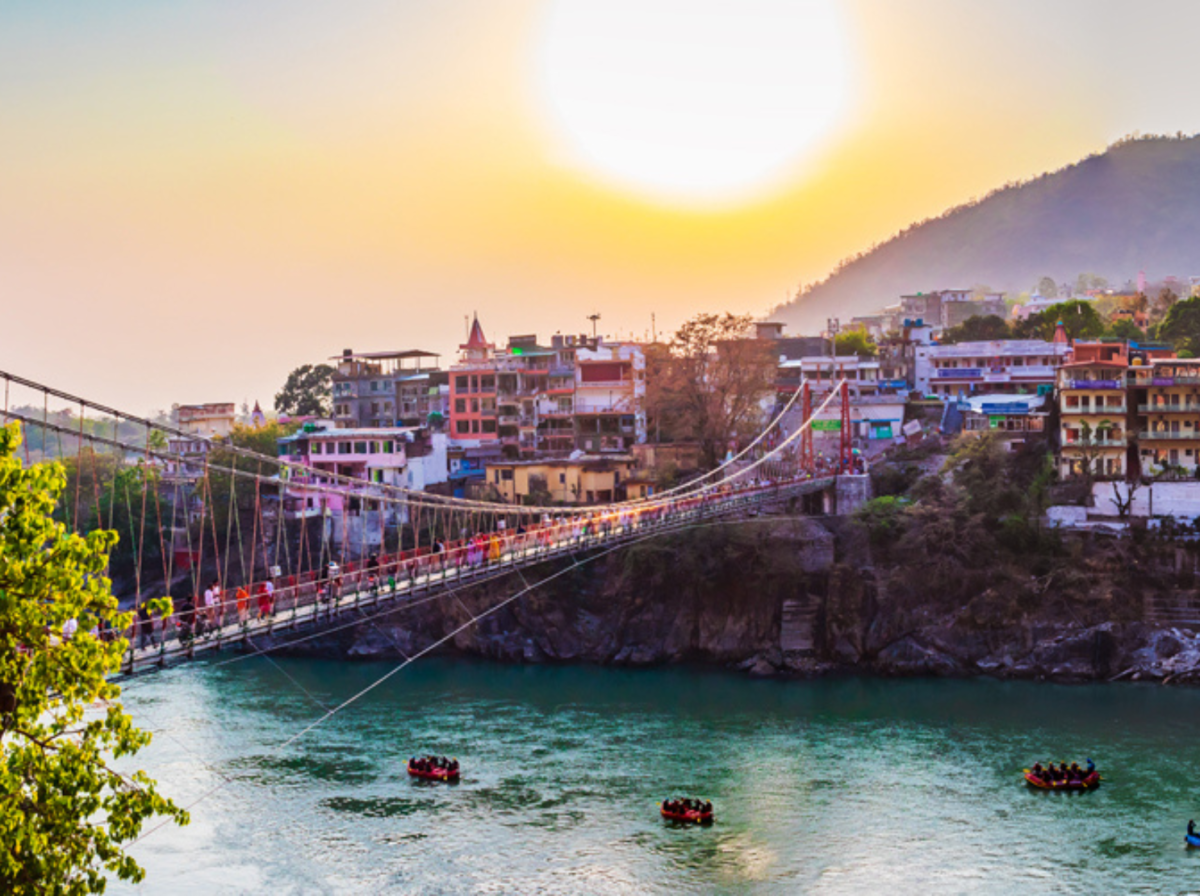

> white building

[
  {"left": 573, "top": 341, "right": 647, "bottom": 453},
  {"left": 921, "top": 340, "right": 1070, "bottom": 399}
]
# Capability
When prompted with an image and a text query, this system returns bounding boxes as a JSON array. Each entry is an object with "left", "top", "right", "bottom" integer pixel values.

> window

[
  {"left": 311, "top": 442, "right": 322, "bottom": 455},
  {"left": 559, "top": 473, "right": 566, "bottom": 484},
  {"left": 456, "top": 421, "right": 470, "bottom": 434},
  {"left": 338, "top": 442, "right": 352, "bottom": 454},
  {"left": 354, "top": 441, "right": 368, "bottom": 453},
  {"left": 482, "top": 419, "right": 496, "bottom": 434},
  {"left": 500, "top": 469, "right": 513, "bottom": 481},
  {"left": 371, "top": 381, "right": 379, "bottom": 392},
  {"left": 369, "top": 442, "right": 378, "bottom": 454},
  {"left": 481, "top": 376, "right": 495, "bottom": 390},
  {"left": 455, "top": 399, "right": 466, "bottom": 413},
  {"left": 383, "top": 441, "right": 394, "bottom": 453},
  {"left": 455, "top": 375, "right": 469, "bottom": 391},
  {"left": 471, "top": 420, "right": 480, "bottom": 433},
  {"left": 494, "top": 470, "right": 501, "bottom": 483}
]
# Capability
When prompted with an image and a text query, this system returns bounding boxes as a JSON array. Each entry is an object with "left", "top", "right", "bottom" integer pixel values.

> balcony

[
  {"left": 1060, "top": 438, "right": 1127, "bottom": 448},
  {"left": 1063, "top": 379, "right": 1123, "bottom": 390},
  {"left": 1139, "top": 403, "right": 1200, "bottom": 413},
  {"left": 1138, "top": 430, "right": 1200, "bottom": 440},
  {"left": 1062, "top": 404, "right": 1126, "bottom": 415}
]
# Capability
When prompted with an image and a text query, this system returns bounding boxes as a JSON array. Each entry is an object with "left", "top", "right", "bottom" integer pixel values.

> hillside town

[{"left": 145, "top": 273, "right": 1200, "bottom": 556}]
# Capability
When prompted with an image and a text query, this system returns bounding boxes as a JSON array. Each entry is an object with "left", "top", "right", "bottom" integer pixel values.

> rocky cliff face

[{"left": 267, "top": 515, "right": 1200, "bottom": 685}]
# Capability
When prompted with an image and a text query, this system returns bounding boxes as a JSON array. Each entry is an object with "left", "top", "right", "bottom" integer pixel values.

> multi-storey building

[
  {"left": 573, "top": 340, "right": 646, "bottom": 454},
  {"left": 277, "top": 425, "right": 448, "bottom": 543},
  {"left": 331, "top": 349, "right": 441, "bottom": 428},
  {"left": 776, "top": 355, "right": 906, "bottom": 442},
  {"left": 922, "top": 339, "right": 1071, "bottom": 398},
  {"left": 396, "top": 369, "right": 449, "bottom": 427},
  {"left": 447, "top": 320, "right": 646, "bottom": 459},
  {"left": 166, "top": 402, "right": 236, "bottom": 480},
  {"left": 448, "top": 317, "right": 499, "bottom": 442},
  {"left": 900, "top": 289, "right": 1006, "bottom": 332},
  {"left": 1132, "top": 357, "right": 1200, "bottom": 474},
  {"left": 1057, "top": 341, "right": 1129, "bottom": 479}
]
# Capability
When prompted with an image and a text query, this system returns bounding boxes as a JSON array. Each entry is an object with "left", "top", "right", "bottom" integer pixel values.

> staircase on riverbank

[
  {"left": 781, "top": 596, "right": 818, "bottom": 654},
  {"left": 1145, "top": 592, "right": 1200, "bottom": 629}
]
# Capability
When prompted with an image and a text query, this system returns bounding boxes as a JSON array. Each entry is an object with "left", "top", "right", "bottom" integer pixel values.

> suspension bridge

[{"left": 0, "top": 370, "right": 867, "bottom": 678}]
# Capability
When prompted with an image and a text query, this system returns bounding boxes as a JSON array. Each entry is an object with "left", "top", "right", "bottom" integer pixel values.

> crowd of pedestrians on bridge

[{"left": 112, "top": 465, "right": 862, "bottom": 654}]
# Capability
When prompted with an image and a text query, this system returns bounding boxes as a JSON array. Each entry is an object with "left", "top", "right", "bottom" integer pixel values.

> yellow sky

[{"left": 1, "top": 0, "right": 1196, "bottom": 412}]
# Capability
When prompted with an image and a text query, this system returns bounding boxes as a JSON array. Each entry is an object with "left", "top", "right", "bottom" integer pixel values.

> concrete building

[
  {"left": 331, "top": 349, "right": 441, "bottom": 428},
  {"left": 776, "top": 356, "right": 906, "bottom": 442},
  {"left": 485, "top": 455, "right": 636, "bottom": 505},
  {"left": 961, "top": 394, "right": 1049, "bottom": 451},
  {"left": 1132, "top": 357, "right": 1200, "bottom": 475},
  {"left": 573, "top": 340, "right": 646, "bottom": 454},
  {"left": 900, "top": 289, "right": 1006, "bottom": 332},
  {"left": 277, "top": 424, "right": 449, "bottom": 545},
  {"left": 923, "top": 339, "right": 1071, "bottom": 399},
  {"left": 1057, "top": 341, "right": 1130, "bottom": 479},
  {"left": 167, "top": 402, "right": 236, "bottom": 480},
  {"left": 449, "top": 316, "right": 499, "bottom": 442}
]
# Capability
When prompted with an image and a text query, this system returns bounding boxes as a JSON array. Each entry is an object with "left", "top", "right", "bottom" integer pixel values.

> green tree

[
  {"left": 1105, "top": 318, "right": 1145, "bottom": 341},
  {"left": 1157, "top": 296, "right": 1200, "bottom": 355},
  {"left": 1150, "top": 287, "right": 1179, "bottom": 325},
  {"left": 274, "top": 363, "right": 334, "bottom": 417},
  {"left": 1013, "top": 300, "right": 1104, "bottom": 341},
  {"left": 0, "top": 423, "right": 186, "bottom": 893},
  {"left": 1036, "top": 276, "right": 1058, "bottom": 298},
  {"left": 834, "top": 326, "right": 878, "bottom": 357},
  {"left": 939, "top": 314, "right": 1011, "bottom": 344}
]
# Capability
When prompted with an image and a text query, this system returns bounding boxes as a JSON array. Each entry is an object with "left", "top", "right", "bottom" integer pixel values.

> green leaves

[{"left": 0, "top": 422, "right": 187, "bottom": 894}]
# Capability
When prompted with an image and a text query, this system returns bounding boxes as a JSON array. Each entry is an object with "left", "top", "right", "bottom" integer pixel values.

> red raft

[
  {"left": 407, "top": 760, "right": 459, "bottom": 782},
  {"left": 660, "top": 804, "right": 714, "bottom": 824},
  {"left": 1024, "top": 770, "right": 1100, "bottom": 791}
]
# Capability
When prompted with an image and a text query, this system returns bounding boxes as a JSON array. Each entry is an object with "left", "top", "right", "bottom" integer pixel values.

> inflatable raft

[
  {"left": 1186, "top": 833, "right": 1200, "bottom": 849},
  {"left": 1023, "top": 770, "right": 1100, "bottom": 791},
  {"left": 407, "top": 761, "right": 459, "bottom": 782},
  {"left": 660, "top": 804, "right": 713, "bottom": 824}
]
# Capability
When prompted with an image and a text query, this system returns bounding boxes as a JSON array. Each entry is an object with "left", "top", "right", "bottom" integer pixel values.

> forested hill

[{"left": 774, "top": 135, "right": 1200, "bottom": 332}]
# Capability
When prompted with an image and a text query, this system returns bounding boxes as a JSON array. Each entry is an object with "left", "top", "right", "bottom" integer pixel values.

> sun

[{"left": 533, "top": 0, "right": 854, "bottom": 207}]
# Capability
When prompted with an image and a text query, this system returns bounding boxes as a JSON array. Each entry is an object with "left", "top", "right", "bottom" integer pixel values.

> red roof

[{"left": 460, "top": 314, "right": 492, "bottom": 351}]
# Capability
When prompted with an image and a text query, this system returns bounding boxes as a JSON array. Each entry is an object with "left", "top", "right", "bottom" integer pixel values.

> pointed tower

[
  {"left": 250, "top": 400, "right": 266, "bottom": 428},
  {"left": 459, "top": 313, "right": 493, "bottom": 362},
  {"left": 1053, "top": 320, "right": 1069, "bottom": 345}
]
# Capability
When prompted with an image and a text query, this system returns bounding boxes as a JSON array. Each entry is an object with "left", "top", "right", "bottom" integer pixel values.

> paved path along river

[{"left": 116, "top": 660, "right": 1200, "bottom": 894}]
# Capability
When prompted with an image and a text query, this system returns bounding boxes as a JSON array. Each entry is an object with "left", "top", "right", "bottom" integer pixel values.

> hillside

[{"left": 775, "top": 135, "right": 1200, "bottom": 332}]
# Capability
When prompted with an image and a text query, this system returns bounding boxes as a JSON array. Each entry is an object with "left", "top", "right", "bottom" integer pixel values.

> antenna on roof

[{"left": 587, "top": 312, "right": 601, "bottom": 339}]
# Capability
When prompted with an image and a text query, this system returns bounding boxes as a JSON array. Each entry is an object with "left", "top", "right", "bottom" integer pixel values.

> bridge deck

[{"left": 117, "top": 478, "right": 833, "bottom": 678}]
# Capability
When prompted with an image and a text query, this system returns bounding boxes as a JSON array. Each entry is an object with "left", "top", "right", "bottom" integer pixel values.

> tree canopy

[
  {"left": 834, "top": 327, "right": 877, "bottom": 357},
  {"left": 939, "top": 314, "right": 1011, "bottom": 344},
  {"left": 274, "top": 364, "right": 334, "bottom": 417},
  {"left": 1157, "top": 296, "right": 1200, "bottom": 356},
  {"left": 645, "top": 313, "right": 775, "bottom": 469},
  {"left": 0, "top": 423, "right": 186, "bottom": 893},
  {"left": 1013, "top": 300, "right": 1104, "bottom": 341}
]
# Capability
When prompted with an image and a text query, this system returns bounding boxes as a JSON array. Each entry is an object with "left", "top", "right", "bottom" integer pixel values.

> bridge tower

[
  {"left": 839, "top": 380, "right": 852, "bottom": 472},
  {"left": 800, "top": 381, "right": 814, "bottom": 474}
]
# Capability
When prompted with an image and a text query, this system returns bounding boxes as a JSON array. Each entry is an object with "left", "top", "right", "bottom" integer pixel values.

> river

[{"left": 114, "top": 658, "right": 1200, "bottom": 894}]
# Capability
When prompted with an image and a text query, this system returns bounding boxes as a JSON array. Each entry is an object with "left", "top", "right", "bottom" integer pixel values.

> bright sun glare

[{"left": 535, "top": 0, "right": 853, "bottom": 207}]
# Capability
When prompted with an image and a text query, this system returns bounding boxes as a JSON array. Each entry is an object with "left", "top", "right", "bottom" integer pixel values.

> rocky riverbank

[{"left": 259, "top": 514, "right": 1200, "bottom": 686}]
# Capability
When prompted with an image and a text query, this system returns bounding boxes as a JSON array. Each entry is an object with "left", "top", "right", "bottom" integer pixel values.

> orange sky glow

[{"left": 2, "top": 0, "right": 1199, "bottom": 412}]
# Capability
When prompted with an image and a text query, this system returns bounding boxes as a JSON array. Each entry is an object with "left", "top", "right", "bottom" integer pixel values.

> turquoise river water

[{"left": 113, "top": 658, "right": 1200, "bottom": 895}]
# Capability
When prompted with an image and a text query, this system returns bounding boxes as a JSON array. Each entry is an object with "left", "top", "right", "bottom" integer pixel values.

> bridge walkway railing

[{"left": 115, "top": 477, "right": 833, "bottom": 678}]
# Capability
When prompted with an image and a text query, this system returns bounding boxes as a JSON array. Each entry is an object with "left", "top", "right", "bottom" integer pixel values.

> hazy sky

[{"left": 4, "top": 0, "right": 1200, "bottom": 413}]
